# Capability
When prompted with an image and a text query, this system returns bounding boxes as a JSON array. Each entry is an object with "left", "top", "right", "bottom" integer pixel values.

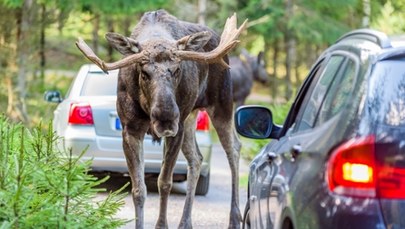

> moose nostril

[
  {"left": 151, "top": 102, "right": 180, "bottom": 122},
  {"left": 151, "top": 108, "right": 160, "bottom": 121}
]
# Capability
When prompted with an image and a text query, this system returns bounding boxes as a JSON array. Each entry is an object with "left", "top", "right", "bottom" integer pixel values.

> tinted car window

[
  {"left": 316, "top": 58, "right": 357, "bottom": 126},
  {"left": 81, "top": 72, "right": 118, "bottom": 96},
  {"left": 369, "top": 58, "right": 405, "bottom": 126},
  {"left": 296, "top": 55, "right": 345, "bottom": 131}
]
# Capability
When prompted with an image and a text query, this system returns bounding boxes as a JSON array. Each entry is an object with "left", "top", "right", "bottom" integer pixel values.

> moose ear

[
  {"left": 258, "top": 51, "right": 264, "bottom": 62},
  {"left": 257, "top": 51, "right": 266, "bottom": 66},
  {"left": 177, "top": 31, "right": 212, "bottom": 51},
  {"left": 105, "top": 32, "right": 141, "bottom": 55}
]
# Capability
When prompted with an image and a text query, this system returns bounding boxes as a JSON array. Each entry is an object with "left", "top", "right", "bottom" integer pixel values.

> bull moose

[
  {"left": 230, "top": 49, "right": 268, "bottom": 108},
  {"left": 76, "top": 10, "right": 247, "bottom": 228}
]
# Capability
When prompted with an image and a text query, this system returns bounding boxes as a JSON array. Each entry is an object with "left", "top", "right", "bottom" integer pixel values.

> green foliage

[
  {"left": 80, "top": 0, "right": 169, "bottom": 15},
  {"left": 372, "top": 0, "right": 405, "bottom": 34},
  {"left": 0, "top": 0, "right": 23, "bottom": 8},
  {"left": 237, "top": 0, "right": 359, "bottom": 45},
  {"left": 291, "top": 1, "right": 355, "bottom": 44},
  {"left": 0, "top": 115, "right": 129, "bottom": 228},
  {"left": 239, "top": 0, "right": 285, "bottom": 39}
]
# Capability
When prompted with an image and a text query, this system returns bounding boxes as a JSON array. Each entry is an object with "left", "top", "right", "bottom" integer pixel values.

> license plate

[{"left": 115, "top": 118, "right": 122, "bottom": 130}]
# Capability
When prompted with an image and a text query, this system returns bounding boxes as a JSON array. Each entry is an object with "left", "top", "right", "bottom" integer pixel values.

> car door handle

[{"left": 291, "top": 144, "right": 302, "bottom": 159}]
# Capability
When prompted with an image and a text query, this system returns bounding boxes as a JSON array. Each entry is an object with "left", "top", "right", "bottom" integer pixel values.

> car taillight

[
  {"left": 376, "top": 144, "right": 405, "bottom": 199},
  {"left": 68, "top": 102, "right": 94, "bottom": 125},
  {"left": 327, "top": 135, "right": 405, "bottom": 199},
  {"left": 196, "top": 110, "right": 210, "bottom": 131},
  {"left": 327, "top": 136, "right": 376, "bottom": 198}
]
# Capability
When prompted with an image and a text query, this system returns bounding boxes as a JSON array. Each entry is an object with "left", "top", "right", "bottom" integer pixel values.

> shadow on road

[{"left": 92, "top": 172, "right": 188, "bottom": 195}]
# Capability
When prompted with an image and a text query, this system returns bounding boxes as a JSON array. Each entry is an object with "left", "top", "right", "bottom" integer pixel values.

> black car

[{"left": 236, "top": 29, "right": 405, "bottom": 229}]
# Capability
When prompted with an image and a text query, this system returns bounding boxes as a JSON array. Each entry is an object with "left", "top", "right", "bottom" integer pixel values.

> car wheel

[
  {"left": 242, "top": 201, "right": 251, "bottom": 229},
  {"left": 195, "top": 171, "right": 210, "bottom": 196}
]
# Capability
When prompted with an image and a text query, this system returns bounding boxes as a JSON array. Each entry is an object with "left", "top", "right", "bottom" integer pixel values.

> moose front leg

[
  {"left": 122, "top": 126, "right": 147, "bottom": 229},
  {"left": 155, "top": 126, "right": 184, "bottom": 229},
  {"left": 179, "top": 112, "right": 202, "bottom": 229}
]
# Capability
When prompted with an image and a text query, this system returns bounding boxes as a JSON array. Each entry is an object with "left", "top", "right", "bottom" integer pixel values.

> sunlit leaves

[{"left": 0, "top": 0, "right": 23, "bottom": 8}]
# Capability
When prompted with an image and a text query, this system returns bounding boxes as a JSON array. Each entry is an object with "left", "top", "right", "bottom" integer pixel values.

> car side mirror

[
  {"left": 44, "top": 90, "right": 63, "bottom": 103},
  {"left": 235, "top": 106, "right": 275, "bottom": 139}
]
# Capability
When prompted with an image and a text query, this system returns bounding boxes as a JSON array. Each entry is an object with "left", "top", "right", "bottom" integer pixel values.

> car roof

[
  {"left": 330, "top": 29, "right": 405, "bottom": 62},
  {"left": 389, "top": 34, "right": 405, "bottom": 48},
  {"left": 335, "top": 28, "right": 392, "bottom": 49},
  {"left": 335, "top": 29, "right": 405, "bottom": 49},
  {"left": 379, "top": 34, "right": 405, "bottom": 61}
]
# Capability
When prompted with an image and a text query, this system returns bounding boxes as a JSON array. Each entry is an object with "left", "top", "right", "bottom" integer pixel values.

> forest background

[{"left": 1, "top": 0, "right": 404, "bottom": 126}]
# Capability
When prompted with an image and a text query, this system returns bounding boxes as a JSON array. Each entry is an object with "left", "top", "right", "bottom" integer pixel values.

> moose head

[{"left": 76, "top": 13, "right": 246, "bottom": 138}]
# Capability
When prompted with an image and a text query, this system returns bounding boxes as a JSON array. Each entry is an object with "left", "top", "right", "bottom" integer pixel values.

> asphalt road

[{"left": 96, "top": 143, "right": 249, "bottom": 228}]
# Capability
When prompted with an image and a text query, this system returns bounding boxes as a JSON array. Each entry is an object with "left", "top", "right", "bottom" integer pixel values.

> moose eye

[
  {"left": 140, "top": 70, "right": 149, "bottom": 80},
  {"left": 169, "top": 68, "right": 180, "bottom": 76}
]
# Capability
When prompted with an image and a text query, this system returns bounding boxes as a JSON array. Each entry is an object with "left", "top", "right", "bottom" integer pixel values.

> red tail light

[
  {"left": 196, "top": 110, "right": 210, "bottom": 131},
  {"left": 377, "top": 149, "right": 405, "bottom": 199},
  {"left": 327, "top": 136, "right": 376, "bottom": 197},
  {"left": 327, "top": 135, "right": 405, "bottom": 199},
  {"left": 68, "top": 102, "right": 94, "bottom": 125}
]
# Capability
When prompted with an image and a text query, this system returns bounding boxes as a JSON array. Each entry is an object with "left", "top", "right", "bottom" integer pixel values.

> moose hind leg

[
  {"left": 179, "top": 112, "right": 202, "bottom": 229},
  {"left": 208, "top": 109, "right": 242, "bottom": 229}
]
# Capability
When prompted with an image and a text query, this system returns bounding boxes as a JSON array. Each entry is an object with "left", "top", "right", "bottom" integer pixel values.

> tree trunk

[
  {"left": 6, "top": 77, "right": 13, "bottom": 115},
  {"left": 1, "top": 6, "right": 16, "bottom": 118},
  {"left": 270, "top": 39, "right": 279, "bottom": 100},
  {"left": 13, "top": 0, "right": 35, "bottom": 123},
  {"left": 106, "top": 18, "right": 115, "bottom": 62},
  {"left": 39, "top": 3, "right": 46, "bottom": 87},
  {"left": 294, "top": 42, "right": 302, "bottom": 87},
  {"left": 123, "top": 16, "right": 131, "bottom": 35},
  {"left": 285, "top": 37, "right": 295, "bottom": 100},
  {"left": 198, "top": 0, "right": 207, "bottom": 25},
  {"left": 284, "top": 0, "right": 295, "bottom": 100},
  {"left": 304, "top": 43, "right": 313, "bottom": 69},
  {"left": 362, "top": 0, "right": 371, "bottom": 28},
  {"left": 92, "top": 14, "right": 100, "bottom": 54}
]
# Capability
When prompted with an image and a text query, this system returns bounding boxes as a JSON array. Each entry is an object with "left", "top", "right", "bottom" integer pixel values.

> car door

[
  {"left": 248, "top": 56, "right": 328, "bottom": 228},
  {"left": 269, "top": 52, "right": 359, "bottom": 228},
  {"left": 259, "top": 52, "right": 359, "bottom": 228}
]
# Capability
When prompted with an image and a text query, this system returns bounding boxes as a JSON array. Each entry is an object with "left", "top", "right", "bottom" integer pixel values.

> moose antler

[
  {"left": 75, "top": 38, "right": 147, "bottom": 73},
  {"left": 175, "top": 13, "right": 248, "bottom": 68},
  {"left": 76, "top": 13, "right": 247, "bottom": 72}
]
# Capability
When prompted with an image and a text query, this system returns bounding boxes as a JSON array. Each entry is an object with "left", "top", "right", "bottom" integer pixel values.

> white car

[{"left": 44, "top": 64, "right": 212, "bottom": 195}]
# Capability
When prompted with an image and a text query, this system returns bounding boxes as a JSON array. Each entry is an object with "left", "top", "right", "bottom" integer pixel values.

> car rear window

[
  {"left": 369, "top": 58, "right": 405, "bottom": 126},
  {"left": 80, "top": 71, "right": 118, "bottom": 96}
]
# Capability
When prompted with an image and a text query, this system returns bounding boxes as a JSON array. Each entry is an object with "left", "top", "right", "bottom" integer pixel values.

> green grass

[{"left": 239, "top": 173, "right": 249, "bottom": 189}]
